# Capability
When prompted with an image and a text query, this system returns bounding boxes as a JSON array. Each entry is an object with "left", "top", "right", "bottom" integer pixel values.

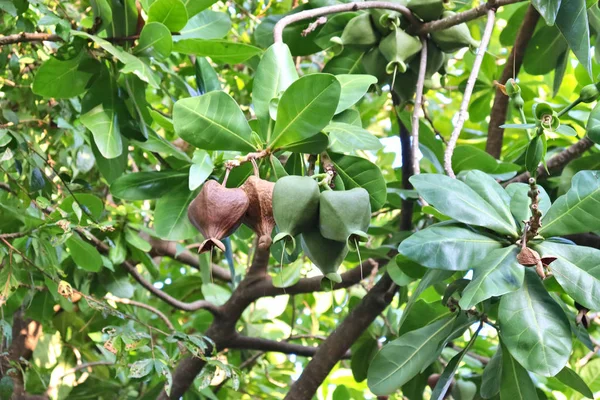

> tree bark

[{"left": 485, "top": 5, "right": 539, "bottom": 158}]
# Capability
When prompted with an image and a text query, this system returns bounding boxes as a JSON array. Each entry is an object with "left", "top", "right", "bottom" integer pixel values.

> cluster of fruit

[
  {"left": 328, "top": 0, "right": 480, "bottom": 101},
  {"left": 187, "top": 172, "right": 371, "bottom": 284}
]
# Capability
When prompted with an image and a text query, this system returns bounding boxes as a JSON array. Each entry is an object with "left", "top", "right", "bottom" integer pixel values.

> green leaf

[
  {"left": 556, "top": 0, "right": 592, "bottom": 77},
  {"left": 398, "top": 222, "right": 504, "bottom": 271},
  {"left": 499, "top": 269, "right": 572, "bottom": 377},
  {"left": 134, "top": 22, "right": 173, "bottom": 60},
  {"left": 111, "top": 170, "right": 189, "bottom": 200},
  {"left": 398, "top": 299, "right": 452, "bottom": 336},
  {"left": 66, "top": 235, "right": 103, "bottom": 272},
  {"left": 553, "top": 49, "right": 569, "bottom": 97},
  {"left": 283, "top": 133, "right": 329, "bottom": 154},
  {"left": 328, "top": 152, "right": 387, "bottom": 211},
  {"left": 148, "top": 0, "right": 188, "bottom": 31},
  {"left": 131, "top": 129, "right": 191, "bottom": 162},
  {"left": 536, "top": 241, "right": 600, "bottom": 311},
  {"left": 189, "top": 149, "right": 214, "bottom": 190},
  {"left": 555, "top": 367, "right": 594, "bottom": 398},
  {"left": 586, "top": 101, "right": 600, "bottom": 144},
  {"left": 559, "top": 153, "right": 600, "bottom": 194},
  {"left": 32, "top": 51, "right": 100, "bottom": 99},
  {"left": 540, "top": 171, "right": 600, "bottom": 237},
  {"left": 173, "top": 91, "right": 256, "bottom": 152},
  {"left": 579, "top": 359, "right": 600, "bottom": 394},
  {"left": 253, "top": 43, "right": 298, "bottom": 140},
  {"left": 505, "top": 182, "right": 551, "bottom": 229},
  {"left": 335, "top": 74, "right": 377, "bottom": 114},
  {"left": 499, "top": 342, "right": 538, "bottom": 400},
  {"left": 367, "top": 315, "right": 457, "bottom": 396},
  {"left": 480, "top": 345, "right": 502, "bottom": 399},
  {"left": 523, "top": 25, "right": 568, "bottom": 76},
  {"left": 125, "top": 228, "right": 152, "bottom": 252},
  {"left": 532, "top": 0, "right": 562, "bottom": 25},
  {"left": 173, "top": 39, "right": 262, "bottom": 63},
  {"left": 195, "top": 57, "right": 221, "bottom": 94},
  {"left": 154, "top": 182, "right": 198, "bottom": 240},
  {"left": 324, "top": 122, "right": 382, "bottom": 153},
  {"left": 322, "top": 48, "right": 366, "bottom": 75},
  {"left": 129, "top": 359, "right": 154, "bottom": 378},
  {"left": 459, "top": 246, "right": 523, "bottom": 309},
  {"left": 176, "top": 10, "right": 231, "bottom": 40},
  {"left": 182, "top": 0, "right": 216, "bottom": 17},
  {"left": 410, "top": 174, "right": 518, "bottom": 237},
  {"left": 269, "top": 74, "right": 341, "bottom": 150}
]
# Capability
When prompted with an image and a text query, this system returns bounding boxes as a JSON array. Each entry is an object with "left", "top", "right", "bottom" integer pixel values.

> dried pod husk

[
  {"left": 330, "top": 13, "right": 379, "bottom": 54},
  {"left": 379, "top": 28, "right": 422, "bottom": 74},
  {"left": 319, "top": 188, "right": 371, "bottom": 250},
  {"left": 272, "top": 176, "right": 320, "bottom": 253},
  {"left": 407, "top": 0, "right": 445, "bottom": 22},
  {"left": 301, "top": 228, "right": 348, "bottom": 284},
  {"left": 517, "top": 246, "right": 541, "bottom": 266},
  {"left": 188, "top": 180, "right": 249, "bottom": 254},
  {"left": 431, "top": 11, "right": 480, "bottom": 53},
  {"left": 241, "top": 175, "right": 275, "bottom": 247}
]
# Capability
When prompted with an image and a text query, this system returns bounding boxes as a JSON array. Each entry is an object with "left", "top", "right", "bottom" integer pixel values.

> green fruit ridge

[{"left": 319, "top": 188, "right": 371, "bottom": 250}]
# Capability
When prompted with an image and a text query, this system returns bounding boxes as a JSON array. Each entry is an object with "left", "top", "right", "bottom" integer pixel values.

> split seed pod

[
  {"left": 379, "top": 28, "right": 422, "bottom": 74},
  {"left": 330, "top": 13, "right": 379, "bottom": 54},
  {"left": 301, "top": 228, "right": 348, "bottom": 284},
  {"left": 272, "top": 175, "right": 320, "bottom": 253},
  {"left": 319, "top": 188, "right": 371, "bottom": 250},
  {"left": 188, "top": 179, "right": 249, "bottom": 254},
  {"left": 431, "top": 11, "right": 480, "bottom": 53},
  {"left": 407, "top": 0, "right": 445, "bottom": 22},
  {"left": 241, "top": 175, "right": 275, "bottom": 248}
]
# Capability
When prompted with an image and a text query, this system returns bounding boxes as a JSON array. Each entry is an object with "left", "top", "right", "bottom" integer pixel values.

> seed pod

[
  {"left": 241, "top": 175, "right": 275, "bottom": 248},
  {"left": 362, "top": 48, "right": 389, "bottom": 84},
  {"left": 587, "top": 101, "right": 600, "bottom": 144},
  {"left": 330, "top": 13, "right": 379, "bottom": 54},
  {"left": 580, "top": 83, "right": 600, "bottom": 103},
  {"left": 409, "top": 41, "right": 445, "bottom": 79},
  {"left": 392, "top": 68, "right": 419, "bottom": 102},
  {"left": 407, "top": 0, "right": 445, "bottom": 21},
  {"left": 370, "top": 0, "right": 406, "bottom": 34},
  {"left": 379, "top": 28, "right": 422, "bottom": 74},
  {"left": 431, "top": 12, "right": 480, "bottom": 53},
  {"left": 272, "top": 176, "right": 320, "bottom": 253},
  {"left": 319, "top": 188, "right": 371, "bottom": 250},
  {"left": 301, "top": 228, "right": 348, "bottom": 283},
  {"left": 188, "top": 180, "right": 249, "bottom": 253}
]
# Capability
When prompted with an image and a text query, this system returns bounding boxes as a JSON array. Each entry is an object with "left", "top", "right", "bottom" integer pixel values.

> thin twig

[
  {"left": 105, "top": 294, "right": 175, "bottom": 331},
  {"left": 444, "top": 9, "right": 496, "bottom": 178},
  {"left": 412, "top": 36, "right": 427, "bottom": 175},
  {"left": 0, "top": 32, "right": 140, "bottom": 46}
]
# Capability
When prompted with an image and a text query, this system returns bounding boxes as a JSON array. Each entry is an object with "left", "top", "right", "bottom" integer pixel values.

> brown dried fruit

[
  {"left": 188, "top": 180, "right": 249, "bottom": 254},
  {"left": 517, "top": 247, "right": 540, "bottom": 266},
  {"left": 241, "top": 175, "right": 275, "bottom": 248}
]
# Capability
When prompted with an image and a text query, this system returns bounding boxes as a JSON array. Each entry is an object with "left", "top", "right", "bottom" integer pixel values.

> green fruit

[
  {"left": 431, "top": 11, "right": 480, "bottom": 53},
  {"left": 370, "top": 0, "right": 407, "bottom": 34},
  {"left": 579, "top": 83, "right": 600, "bottom": 103},
  {"left": 362, "top": 48, "right": 389, "bottom": 84},
  {"left": 586, "top": 101, "right": 600, "bottom": 144},
  {"left": 272, "top": 176, "right": 320, "bottom": 253},
  {"left": 0, "top": 376, "right": 13, "bottom": 400},
  {"left": 379, "top": 28, "right": 422, "bottom": 74},
  {"left": 319, "top": 188, "right": 371, "bottom": 250},
  {"left": 330, "top": 13, "right": 379, "bottom": 54},
  {"left": 301, "top": 228, "right": 348, "bottom": 282},
  {"left": 408, "top": 41, "right": 445, "bottom": 78},
  {"left": 392, "top": 68, "right": 419, "bottom": 102},
  {"left": 407, "top": 0, "right": 445, "bottom": 21}
]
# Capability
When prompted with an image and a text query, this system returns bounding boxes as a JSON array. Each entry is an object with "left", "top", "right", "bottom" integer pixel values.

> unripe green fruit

[
  {"left": 512, "top": 94, "right": 525, "bottom": 109},
  {"left": 370, "top": 0, "right": 407, "bottom": 34},
  {"left": 301, "top": 228, "right": 348, "bottom": 282},
  {"left": 431, "top": 12, "right": 480, "bottom": 53},
  {"left": 579, "top": 83, "right": 600, "bottom": 103},
  {"left": 362, "top": 48, "right": 389, "bottom": 84},
  {"left": 379, "top": 28, "right": 422, "bottom": 74},
  {"left": 392, "top": 68, "right": 419, "bottom": 102},
  {"left": 330, "top": 13, "right": 379, "bottom": 54},
  {"left": 407, "top": 0, "right": 445, "bottom": 22},
  {"left": 408, "top": 41, "right": 445, "bottom": 78},
  {"left": 319, "top": 188, "right": 371, "bottom": 250},
  {"left": 272, "top": 176, "right": 320, "bottom": 253}
]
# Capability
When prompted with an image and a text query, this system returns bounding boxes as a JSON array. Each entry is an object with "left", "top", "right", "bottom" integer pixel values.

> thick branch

[
  {"left": 444, "top": 10, "right": 496, "bottom": 178},
  {"left": 485, "top": 5, "right": 540, "bottom": 158},
  {"left": 506, "top": 137, "right": 595, "bottom": 184},
  {"left": 228, "top": 336, "right": 350, "bottom": 359}
]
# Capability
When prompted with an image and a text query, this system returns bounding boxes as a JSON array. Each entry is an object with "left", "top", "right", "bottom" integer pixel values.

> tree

[{"left": 1, "top": 0, "right": 600, "bottom": 398}]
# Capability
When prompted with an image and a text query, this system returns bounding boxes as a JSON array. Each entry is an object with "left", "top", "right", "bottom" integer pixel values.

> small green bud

[
  {"left": 505, "top": 78, "right": 521, "bottom": 96},
  {"left": 512, "top": 93, "right": 525, "bottom": 109},
  {"left": 579, "top": 83, "right": 600, "bottom": 103}
]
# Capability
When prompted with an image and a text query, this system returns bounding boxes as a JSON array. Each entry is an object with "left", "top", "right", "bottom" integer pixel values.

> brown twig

[
  {"left": 0, "top": 32, "right": 140, "bottom": 46},
  {"left": 412, "top": 36, "right": 427, "bottom": 175},
  {"left": 444, "top": 9, "right": 496, "bottom": 178},
  {"left": 105, "top": 294, "right": 175, "bottom": 331}
]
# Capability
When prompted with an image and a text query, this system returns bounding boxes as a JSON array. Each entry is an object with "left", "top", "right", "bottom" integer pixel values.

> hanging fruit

[
  {"left": 330, "top": 13, "right": 380, "bottom": 54},
  {"left": 301, "top": 228, "right": 348, "bottom": 284},
  {"left": 378, "top": 27, "right": 422, "bottom": 74},
  {"left": 319, "top": 188, "right": 371, "bottom": 250},
  {"left": 362, "top": 47, "right": 389, "bottom": 84},
  {"left": 392, "top": 69, "right": 419, "bottom": 102},
  {"left": 241, "top": 174, "right": 275, "bottom": 249},
  {"left": 188, "top": 179, "right": 249, "bottom": 254},
  {"left": 409, "top": 40, "right": 445, "bottom": 79},
  {"left": 272, "top": 175, "right": 320, "bottom": 254},
  {"left": 407, "top": 0, "right": 445, "bottom": 22},
  {"left": 430, "top": 11, "right": 480, "bottom": 53}
]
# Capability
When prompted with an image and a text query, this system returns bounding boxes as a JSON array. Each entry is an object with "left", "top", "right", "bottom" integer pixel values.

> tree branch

[
  {"left": 228, "top": 336, "right": 351, "bottom": 359},
  {"left": 0, "top": 32, "right": 140, "bottom": 46},
  {"left": 485, "top": 4, "right": 540, "bottom": 158},
  {"left": 105, "top": 294, "right": 175, "bottom": 331},
  {"left": 444, "top": 9, "right": 496, "bottom": 178},
  {"left": 412, "top": 37, "right": 427, "bottom": 175},
  {"left": 506, "top": 137, "right": 595, "bottom": 184}
]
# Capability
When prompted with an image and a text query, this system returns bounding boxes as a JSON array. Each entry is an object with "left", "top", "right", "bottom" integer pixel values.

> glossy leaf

[
  {"left": 148, "top": 0, "right": 188, "bottom": 31},
  {"left": 410, "top": 174, "right": 518, "bottom": 237},
  {"left": 536, "top": 241, "right": 600, "bottom": 311},
  {"left": 176, "top": 10, "right": 231, "bottom": 41},
  {"left": 532, "top": 0, "right": 562, "bottom": 25},
  {"left": 134, "top": 22, "right": 172, "bottom": 60},
  {"left": 540, "top": 171, "right": 600, "bottom": 237},
  {"left": 398, "top": 222, "right": 503, "bottom": 271},
  {"left": 173, "top": 39, "right": 262, "bottom": 63},
  {"left": 523, "top": 25, "right": 568, "bottom": 75},
  {"left": 335, "top": 74, "right": 377, "bottom": 114},
  {"left": 269, "top": 74, "right": 341, "bottom": 150},
  {"left": 555, "top": 367, "right": 594, "bottom": 398},
  {"left": 579, "top": 359, "right": 600, "bottom": 394},
  {"left": 505, "top": 183, "right": 551, "bottom": 229},
  {"left": 111, "top": 170, "right": 189, "bottom": 200},
  {"left": 182, "top": 0, "right": 216, "bottom": 17},
  {"left": 283, "top": 133, "right": 329, "bottom": 154},
  {"left": 556, "top": 0, "right": 592, "bottom": 77},
  {"left": 480, "top": 345, "right": 502, "bottom": 399},
  {"left": 66, "top": 235, "right": 103, "bottom": 272},
  {"left": 32, "top": 51, "right": 99, "bottom": 99},
  {"left": 322, "top": 48, "right": 366, "bottom": 75},
  {"left": 367, "top": 315, "right": 457, "bottom": 395},
  {"left": 328, "top": 152, "right": 387, "bottom": 211},
  {"left": 499, "top": 269, "right": 572, "bottom": 377},
  {"left": 324, "top": 122, "right": 382, "bottom": 152},
  {"left": 459, "top": 246, "right": 523, "bottom": 309},
  {"left": 173, "top": 91, "right": 256, "bottom": 151},
  {"left": 499, "top": 342, "right": 538, "bottom": 400},
  {"left": 195, "top": 57, "right": 221, "bottom": 94},
  {"left": 189, "top": 149, "right": 213, "bottom": 190},
  {"left": 154, "top": 183, "right": 198, "bottom": 241}
]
